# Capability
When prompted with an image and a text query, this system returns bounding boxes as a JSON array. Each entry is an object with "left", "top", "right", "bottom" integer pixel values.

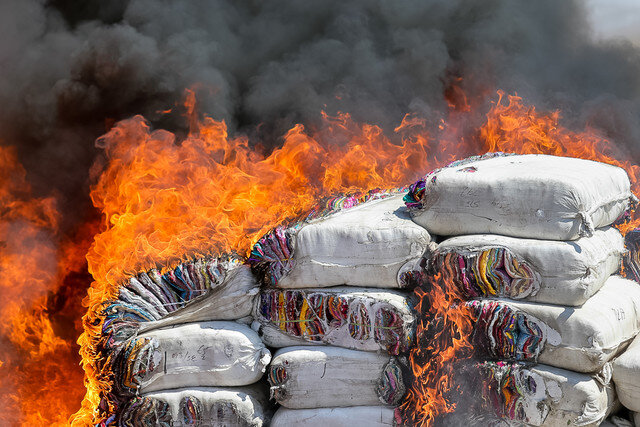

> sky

[{"left": 589, "top": 0, "right": 640, "bottom": 43}]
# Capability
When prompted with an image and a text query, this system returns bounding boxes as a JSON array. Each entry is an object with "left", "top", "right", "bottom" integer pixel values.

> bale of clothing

[
  {"left": 404, "top": 153, "right": 640, "bottom": 426},
  {"left": 95, "top": 256, "right": 271, "bottom": 426},
  {"left": 248, "top": 189, "right": 426, "bottom": 425}
]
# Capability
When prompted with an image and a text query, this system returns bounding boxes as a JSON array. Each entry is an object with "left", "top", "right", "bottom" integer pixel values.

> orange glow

[
  {"left": 0, "top": 146, "right": 88, "bottom": 426},
  {"left": 71, "top": 98, "right": 434, "bottom": 424},
  {"left": 480, "top": 91, "right": 639, "bottom": 233},
  {"left": 397, "top": 273, "right": 474, "bottom": 426},
  {"left": 1, "top": 87, "right": 636, "bottom": 425}
]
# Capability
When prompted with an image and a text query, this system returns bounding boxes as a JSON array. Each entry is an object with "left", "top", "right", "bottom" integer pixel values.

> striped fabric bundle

[
  {"left": 267, "top": 346, "right": 405, "bottom": 408},
  {"left": 249, "top": 189, "right": 398, "bottom": 286},
  {"left": 474, "top": 361, "right": 616, "bottom": 426},
  {"left": 468, "top": 300, "right": 555, "bottom": 362},
  {"left": 248, "top": 191, "right": 431, "bottom": 290},
  {"left": 117, "top": 387, "right": 269, "bottom": 427},
  {"left": 436, "top": 247, "right": 538, "bottom": 300},
  {"left": 432, "top": 228, "right": 624, "bottom": 306},
  {"left": 100, "top": 255, "right": 256, "bottom": 352},
  {"left": 253, "top": 287, "right": 415, "bottom": 355}
]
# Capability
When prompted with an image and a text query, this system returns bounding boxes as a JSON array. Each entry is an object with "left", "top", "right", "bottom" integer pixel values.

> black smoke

[{"left": 2, "top": 0, "right": 640, "bottom": 231}]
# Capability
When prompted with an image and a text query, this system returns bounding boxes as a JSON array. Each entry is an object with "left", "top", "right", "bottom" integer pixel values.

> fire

[
  {"left": 1, "top": 87, "right": 637, "bottom": 425},
  {"left": 480, "top": 91, "right": 639, "bottom": 233},
  {"left": 397, "top": 273, "right": 474, "bottom": 426},
  {"left": 71, "top": 94, "right": 434, "bottom": 424},
  {"left": 0, "top": 146, "right": 90, "bottom": 426}
]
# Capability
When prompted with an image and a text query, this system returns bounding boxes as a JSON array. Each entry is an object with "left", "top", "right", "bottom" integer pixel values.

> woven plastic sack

[
  {"left": 469, "top": 276, "right": 640, "bottom": 373},
  {"left": 252, "top": 287, "right": 414, "bottom": 355},
  {"left": 117, "top": 386, "right": 269, "bottom": 426},
  {"left": 433, "top": 227, "right": 624, "bottom": 306},
  {"left": 111, "top": 321, "right": 271, "bottom": 395},
  {"left": 475, "top": 361, "right": 616, "bottom": 426},
  {"left": 612, "top": 333, "right": 640, "bottom": 411},
  {"left": 267, "top": 346, "right": 405, "bottom": 408},
  {"left": 249, "top": 192, "right": 431, "bottom": 288},
  {"left": 101, "top": 255, "right": 257, "bottom": 351},
  {"left": 270, "top": 406, "right": 395, "bottom": 427},
  {"left": 404, "top": 153, "right": 634, "bottom": 240}
]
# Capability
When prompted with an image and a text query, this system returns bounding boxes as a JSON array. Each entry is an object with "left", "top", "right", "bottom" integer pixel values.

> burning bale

[
  {"left": 91, "top": 256, "right": 272, "bottom": 425},
  {"left": 401, "top": 153, "right": 639, "bottom": 425}
]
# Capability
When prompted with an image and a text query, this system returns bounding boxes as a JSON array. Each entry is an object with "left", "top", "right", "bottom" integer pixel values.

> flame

[
  {"left": 0, "top": 87, "right": 634, "bottom": 425},
  {"left": 480, "top": 91, "right": 639, "bottom": 233},
  {"left": 397, "top": 273, "right": 474, "bottom": 426},
  {"left": 71, "top": 96, "right": 434, "bottom": 424},
  {"left": 0, "top": 146, "right": 90, "bottom": 426}
]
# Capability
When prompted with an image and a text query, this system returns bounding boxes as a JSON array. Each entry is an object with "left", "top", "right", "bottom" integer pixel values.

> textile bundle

[
  {"left": 101, "top": 255, "right": 256, "bottom": 352},
  {"left": 468, "top": 276, "right": 640, "bottom": 373},
  {"left": 434, "top": 227, "right": 624, "bottom": 306},
  {"left": 248, "top": 191, "right": 431, "bottom": 289},
  {"left": 267, "top": 346, "right": 406, "bottom": 409},
  {"left": 270, "top": 406, "right": 396, "bottom": 427},
  {"left": 116, "top": 387, "right": 269, "bottom": 427},
  {"left": 112, "top": 322, "right": 271, "bottom": 395},
  {"left": 404, "top": 153, "right": 634, "bottom": 240},
  {"left": 624, "top": 228, "right": 640, "bottom": 283},
  {"left": 475, "top": 361, "right": 616, "bottom": 426},
  {"left": 467, "top": 300, "right": 555, "bottom": 362},
  {"left": 253, "top": 287, "right": 414, "bottom": 355},
  {"left": 612, "top": 333, "right": 640, "bottom": 412}
]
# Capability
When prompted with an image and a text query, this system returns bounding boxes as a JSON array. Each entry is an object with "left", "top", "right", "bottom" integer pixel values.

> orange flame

[
  {"left": 71, "top": 96, "right": 434, "bottom": 424},
  {"left": 480, "top": 91, "right": 639, "bottom": 232},
  {"left": 0, "top": 146, "right": 90, "bottom": 426},
  {"left": 397, "top": 273, "right": 474, "bottom": 426},
  {"left": 1, "top": 87, "right": 636, "bottom": 425}
]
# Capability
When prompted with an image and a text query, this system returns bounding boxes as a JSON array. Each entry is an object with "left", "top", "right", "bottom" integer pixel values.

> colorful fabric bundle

[
  {"left": 270, "top": 406, "right": 396, "bottom": 427},
  {"left": 248, "top": 192, "right": 431, "bottom": 289},
  {"left": 624, "top": 228, "right": 640, "bottom": 283},
  {"left": 253, "top": 287, "right": 415, "bottom": 354},
  {"left": 476, "top": 361, "right": 616, "bottom": 426},
  {"left": 404, "top": 154, "right": 635, "bottom": 240},
  {"left": 476, "top": 276, "right": 640, "bottom": 373},
  {"left": 117, "top": 396, "right": 172, "bottom": 426},
  {"left": 433, "top": 227, "right": 624, "bottom": 306},
  {"left": 468, "top": 300, "right": 556, "bottom": 362},
  {"left": 267, "top": 346, "right": 404, "bottom": 409},
  {"left": 612, "top": 332, "right": 640, "bottom": 412},
  {"left": 118, "top": 387, "right": 269, "bottom": 427},
  {"left": 100, "top": 255, "right": 256, "bottom": 351},
  {"left": 111, "top": 321, "right": 271, "bottom": 395}
]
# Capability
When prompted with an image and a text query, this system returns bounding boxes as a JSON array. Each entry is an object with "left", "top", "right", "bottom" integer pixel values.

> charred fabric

[{"left": 92, "top": 153, "right": 640, "bottom": 426}]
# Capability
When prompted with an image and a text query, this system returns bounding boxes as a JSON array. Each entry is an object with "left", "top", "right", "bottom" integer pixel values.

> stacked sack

[
  {"left": 404, "top": 153, "right": 640, "bottom": 426},
  {"left": 96, "top": 255, "right": 272, "bottom": 426},
  {"left": 248, "top": 190, "right": 433, "bottom": 426}
]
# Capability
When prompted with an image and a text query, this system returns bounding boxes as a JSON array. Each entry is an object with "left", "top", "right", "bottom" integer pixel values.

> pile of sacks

[
  {"left": 248, "top": 190, "right": 433, "bottom": 426},
  {"left": 404, "top": 153, "right": 640, "bottom": 426},
  {"left": 96, "top": 256, "right": 272, "bottom": 426}
]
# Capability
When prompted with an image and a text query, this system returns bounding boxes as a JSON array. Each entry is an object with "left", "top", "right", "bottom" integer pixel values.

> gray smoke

[{"left": 1, "top": 0, "right": 640, "bottom": 230}]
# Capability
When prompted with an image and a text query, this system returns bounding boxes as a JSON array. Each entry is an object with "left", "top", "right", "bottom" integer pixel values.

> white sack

[
  {"left": 250, "top": 193, "right": 431, "bottom": 288},
  {"left": 405, "top": 154, "right": 633, "bottom": 240},
  {"left": 139, "top": 264, "right": 258, "bottom": 333},
  {"left": 472, "top": 276, "right": 640, "bottom": 373},
  {"left": 252, "top": 287, "right": 415, "bottom": 354},
  {"left": 117, "top": 321, "right": 271, "bottom": 394},
  {"left": 477, "top": 361, "right": 616, "bottom": 426},
  {"left": 270, "top": 406, "right": 396, "bottom": 427},
  {"left": 612, "top": 333, "right": 640, "bottom": 411},
  {"left": 634, "top": 412, "right": 640, "bottom": 427},
  {"left": 267, "top": 346, "right": 404, "bottom": 408},
  {"left": 434, "top": 227, "right": 624, "bottom": 306},
  {"left": 119, "top": 386, "right": 269, "bottom": 426}
]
